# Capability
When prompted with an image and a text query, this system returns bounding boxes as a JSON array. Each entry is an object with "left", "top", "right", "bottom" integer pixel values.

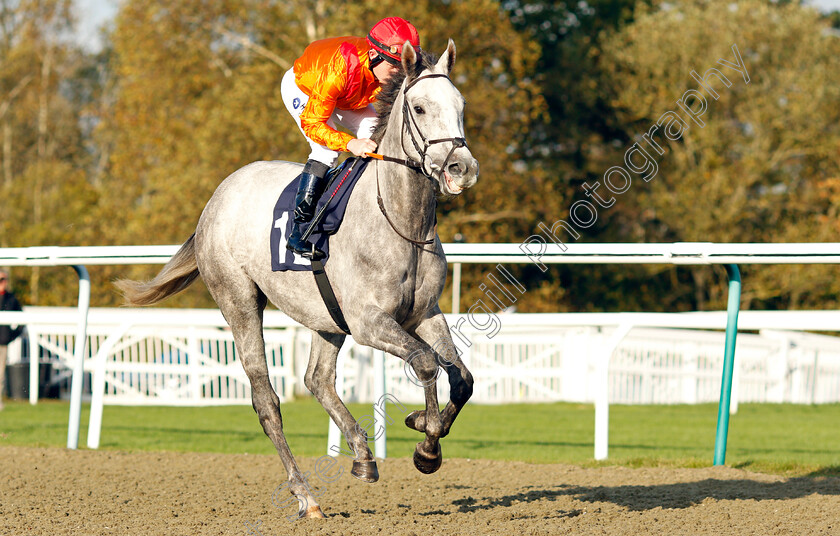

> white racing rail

[{"left": 2, "top": 242, "right": 840, "bottom": 463}]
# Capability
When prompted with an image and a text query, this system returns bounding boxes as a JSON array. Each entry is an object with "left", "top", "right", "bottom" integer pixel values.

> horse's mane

[{"left": 371, "top": 50, "right": 438, "bottom": 145}]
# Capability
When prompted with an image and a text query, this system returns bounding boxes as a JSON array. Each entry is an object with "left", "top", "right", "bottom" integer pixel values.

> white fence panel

[
  {"left": 334, "top": 324, "right": 840, "bottom": 406},
  {"left": 10, "top": 309, "right": 299, "bottom": 405},
  {"left": 7, "top": 307, "right": 840, "bottom": 407}
]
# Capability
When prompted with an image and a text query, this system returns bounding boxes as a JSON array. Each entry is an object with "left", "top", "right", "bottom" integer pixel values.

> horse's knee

[{"left": 408, "top": 350, "right": 439, "bottom": 384}]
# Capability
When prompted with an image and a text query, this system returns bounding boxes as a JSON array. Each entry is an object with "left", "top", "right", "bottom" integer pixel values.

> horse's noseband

[{"left": 401, "top": 74, "right": 469, "bottom": 181}]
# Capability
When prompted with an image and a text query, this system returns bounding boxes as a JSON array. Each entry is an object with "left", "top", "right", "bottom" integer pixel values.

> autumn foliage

[{"left": 0, "top": 0, "right": 838, "bottom": 312}]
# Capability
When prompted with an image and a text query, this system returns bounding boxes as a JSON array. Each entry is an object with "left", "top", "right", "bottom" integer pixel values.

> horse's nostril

[{"left": 448, "top": 162, "right": 466, "bottom": 177}]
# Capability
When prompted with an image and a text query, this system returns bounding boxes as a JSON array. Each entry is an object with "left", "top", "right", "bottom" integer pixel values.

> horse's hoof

[
  {"left": 405, "top": 410, "right": 426, "bottom": 432},
  {"left": 413, "top": 442, "right": 442, "bottom": 474},
  {"left": 351, "top": 460, "right": 380, "bottom": 483},
  {"left": 302, "top": 505, "right": 327, "bottom": 519}
]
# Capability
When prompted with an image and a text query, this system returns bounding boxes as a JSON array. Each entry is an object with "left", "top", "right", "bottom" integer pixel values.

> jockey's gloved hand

[{"left": 347, "top": 138, "right": 378, "bottom": 157}]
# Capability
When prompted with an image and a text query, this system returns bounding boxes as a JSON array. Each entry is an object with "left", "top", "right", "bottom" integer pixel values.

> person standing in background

[{"left": 0, "top": 269, "right": 23, "bottom": 410}]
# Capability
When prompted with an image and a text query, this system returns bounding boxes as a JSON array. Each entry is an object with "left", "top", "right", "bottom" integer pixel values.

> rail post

[
  {"left": 713, "top": 264, "right": 741, "bottom": 465},
  {"left": 66, "top": 265, "right": 90, "bottom": 449}
]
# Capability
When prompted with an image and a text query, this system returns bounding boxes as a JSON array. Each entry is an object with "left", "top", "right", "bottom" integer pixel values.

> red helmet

[{"left": 367, "top": 17, "right": 420, "bottom": 66}]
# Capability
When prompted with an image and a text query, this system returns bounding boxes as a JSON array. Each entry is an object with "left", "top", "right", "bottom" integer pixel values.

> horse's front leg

[
  {"left": 406, "top": 308, "right": 474, "bottom": 437},
  {"left": 353, "top": 307, "right": 444, "bottom": 474},
  {"left": 304, "top": 330, "right": 379, "bottom": 482}
]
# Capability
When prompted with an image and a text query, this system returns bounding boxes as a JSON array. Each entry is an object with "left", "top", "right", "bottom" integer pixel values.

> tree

[
  {"left": 0, "top": 0, "right": 99, "bottom": 305},
  {"left": 478, "top": 0, "right": 661, "bottom": 313},
  {"left": 597, "top": 0, "right": 840, "bottom": 310}
]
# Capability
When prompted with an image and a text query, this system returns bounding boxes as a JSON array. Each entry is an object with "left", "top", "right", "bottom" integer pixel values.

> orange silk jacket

[{"left": 293, "top": 36, "right": 382, "bottom": 151}]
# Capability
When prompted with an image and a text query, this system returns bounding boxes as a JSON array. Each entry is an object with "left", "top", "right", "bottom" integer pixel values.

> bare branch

[
  {"left": 0, "top": 74, "right": 34, "bottom": 119},
  {"left": 211, "top": 23, "right": 291, "bottom": 70},
  {"left": 207, "top": 48, "right": 233, "bottom": 78},
  {"left": 182, "top": 15, "right": 292, "bottom": 71}
]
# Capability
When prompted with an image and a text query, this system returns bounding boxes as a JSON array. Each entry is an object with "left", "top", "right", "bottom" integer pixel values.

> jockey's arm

[
  {"left": 299, "top": 96, "right": 353, "bottom": 151},
  {"left": 299, "top": 54, "right": 377, "bottom": 158},
  {"left": 299, "top": 97, "right": 377, "bottom": 157}
]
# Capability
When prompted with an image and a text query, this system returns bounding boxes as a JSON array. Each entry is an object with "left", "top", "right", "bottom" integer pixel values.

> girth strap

[{"left": 311, "top": 259, "right": 351, "bottom": 334}]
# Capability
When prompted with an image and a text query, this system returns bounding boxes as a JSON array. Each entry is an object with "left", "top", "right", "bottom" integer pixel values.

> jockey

[{"left": 281, "top": 17, "right": 421, "bottom": 259}]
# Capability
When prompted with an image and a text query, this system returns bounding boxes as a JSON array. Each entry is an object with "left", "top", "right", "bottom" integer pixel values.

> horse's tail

[{"left": 115, "top": 234, "right": 200, "bottom": 306}]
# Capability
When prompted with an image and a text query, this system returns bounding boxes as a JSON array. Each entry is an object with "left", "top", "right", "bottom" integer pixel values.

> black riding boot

[{"left": 286, "top": 160, "right": 330, "bottom": 259}]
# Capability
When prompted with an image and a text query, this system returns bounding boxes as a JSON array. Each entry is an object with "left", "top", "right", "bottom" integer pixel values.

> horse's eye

[{"left": 414, "top": 106, "right": 425, "bottom": 115}]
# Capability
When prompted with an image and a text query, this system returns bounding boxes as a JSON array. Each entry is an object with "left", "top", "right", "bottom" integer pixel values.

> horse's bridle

[
  {"left": 372, "top": 73, "right": 469, "bottom": 247},
  {"left": 370, "top": 73, "right": 468, "bottom": 180},
  {"left": 368, "top": 74, "right": 467, "bottom": 246},
  {"left": 400, "top": 74, "right": 468, "bottom": 179}
]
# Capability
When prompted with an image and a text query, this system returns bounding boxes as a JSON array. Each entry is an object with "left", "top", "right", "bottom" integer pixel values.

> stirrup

[
  {"left": 286, "top": 222, "right": 325, "bottom": 260},
  {"left": 297, "top": 242, "right": 325, "bottom": 261}
]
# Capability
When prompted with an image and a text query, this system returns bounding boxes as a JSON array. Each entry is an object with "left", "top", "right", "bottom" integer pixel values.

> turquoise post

[{"left": 714, "top": 264, "right": 741, "bottom": 465}]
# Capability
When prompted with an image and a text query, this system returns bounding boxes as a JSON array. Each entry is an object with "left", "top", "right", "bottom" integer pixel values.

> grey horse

[{"left": 117, "top": 40, "right": 478, "bottom": 519}]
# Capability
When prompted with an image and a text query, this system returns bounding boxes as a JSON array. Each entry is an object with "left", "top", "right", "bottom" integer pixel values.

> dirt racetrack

[{"left": 2, "top": 446, "right": 838, "bottom": 535}]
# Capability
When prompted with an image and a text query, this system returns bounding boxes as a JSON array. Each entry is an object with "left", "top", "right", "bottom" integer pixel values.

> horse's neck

[{"left": 372, "top": 133, "right": 437, "bottom": 240}]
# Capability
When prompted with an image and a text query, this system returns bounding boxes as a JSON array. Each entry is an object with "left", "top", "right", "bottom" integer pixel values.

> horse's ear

[
  {"left": 435, "top": 39, "right": 456, "bottom": 75},
  {"left": 401, "top": 40, "right": 418, "bottom": 80}
]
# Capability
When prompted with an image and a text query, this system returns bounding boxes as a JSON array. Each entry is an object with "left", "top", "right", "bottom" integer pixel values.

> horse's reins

[
  {"left": 374, "top": 160, "right": 435, "bottom": 246},
  {"left": 367, "top": 73, "right": 468, "bottom": 247},
  {"left": 298, "top": 158, "right": 362, "bottom": 247}
]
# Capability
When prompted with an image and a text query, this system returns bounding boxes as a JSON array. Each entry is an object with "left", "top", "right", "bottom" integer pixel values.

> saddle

[{"left": 270, "top": 157, "right": 368, "bottom": 272}]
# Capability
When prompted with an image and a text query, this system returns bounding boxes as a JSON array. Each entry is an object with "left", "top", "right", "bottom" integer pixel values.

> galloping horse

[{"left": 117, "top": 40, "right": 478, "bottom": 519}]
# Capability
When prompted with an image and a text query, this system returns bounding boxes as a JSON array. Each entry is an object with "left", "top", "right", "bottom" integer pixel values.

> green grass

[{"left": 2, "top": 398, "right": 839, "bottom": 476}]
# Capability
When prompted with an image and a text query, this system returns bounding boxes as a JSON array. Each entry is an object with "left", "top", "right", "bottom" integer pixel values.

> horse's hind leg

[
  {"left": 406, "top": 309, "right": 474, "bottom": 437},
  {"left": 304, "top": 331, "right": 379, "bottom": 482},
  {"left": 208, "top": 275, "right": 325, "bottom": 519}
]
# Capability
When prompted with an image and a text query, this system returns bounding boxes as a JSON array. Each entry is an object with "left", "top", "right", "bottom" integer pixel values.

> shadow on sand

[{"left": 446, "top": 474, "right": 840, "bottom": 514}]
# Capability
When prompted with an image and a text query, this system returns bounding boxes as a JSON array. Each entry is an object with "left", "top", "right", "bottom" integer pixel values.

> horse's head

[{"left": 388, "top": 40, "right": 479, "bottom": 196}]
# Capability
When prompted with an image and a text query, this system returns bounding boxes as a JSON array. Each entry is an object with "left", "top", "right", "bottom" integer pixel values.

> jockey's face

[{"left": 369, "top": 49, "right": 401, "bottom": 84}]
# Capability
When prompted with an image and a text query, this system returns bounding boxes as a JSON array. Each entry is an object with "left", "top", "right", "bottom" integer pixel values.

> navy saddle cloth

[{"left": 270, "top": 158, "right": 369, "bottom": 271}]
